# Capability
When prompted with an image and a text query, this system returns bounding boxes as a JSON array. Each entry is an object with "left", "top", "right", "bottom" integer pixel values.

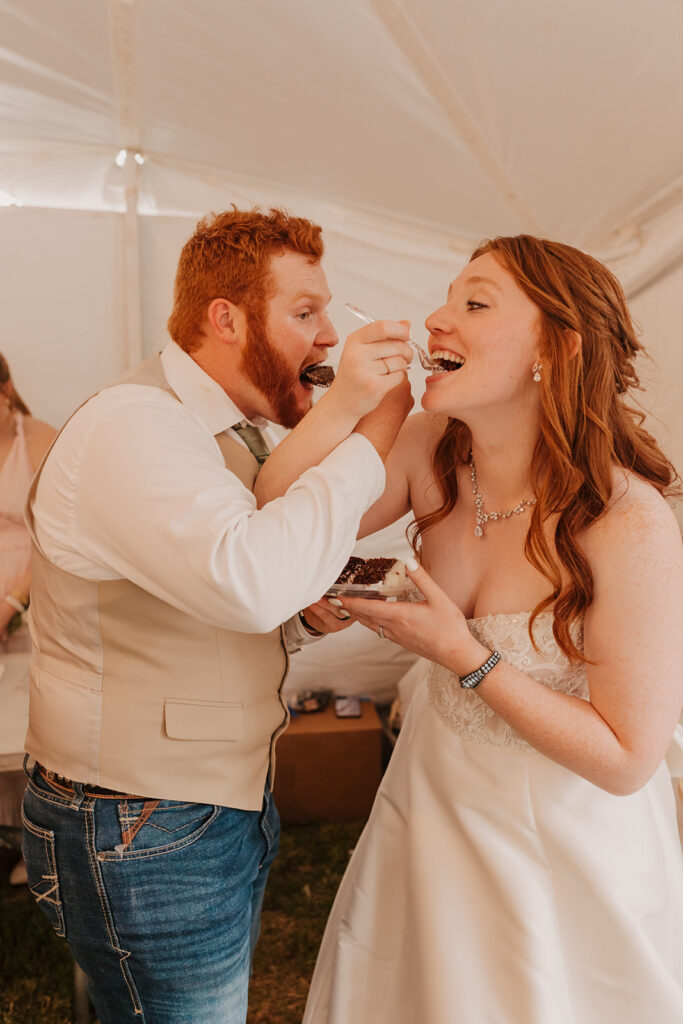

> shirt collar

[{"left": 160, "top": 340, "right": 269, "bottom": 434}]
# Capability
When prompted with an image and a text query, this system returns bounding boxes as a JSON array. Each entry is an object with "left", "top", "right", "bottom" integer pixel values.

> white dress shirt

[{"left": 32, "top": 342, "right": 385, "bottom": 649}]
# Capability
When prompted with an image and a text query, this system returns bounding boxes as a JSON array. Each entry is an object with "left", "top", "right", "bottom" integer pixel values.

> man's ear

[{"left": 207, "top": 298, "right": 241, "bottom": 343}]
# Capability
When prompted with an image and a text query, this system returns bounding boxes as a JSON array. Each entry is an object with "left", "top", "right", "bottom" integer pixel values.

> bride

[{"left": 259, "top": 235, "right": 683, "bottom": 1023}]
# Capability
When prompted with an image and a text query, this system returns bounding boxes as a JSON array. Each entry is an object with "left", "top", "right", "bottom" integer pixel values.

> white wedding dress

[{"left": 303, "top": 611, "right": 683, "bottom": 1024}]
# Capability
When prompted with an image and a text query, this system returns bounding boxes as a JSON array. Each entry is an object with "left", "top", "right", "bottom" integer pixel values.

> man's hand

[{"left": 301, "top": 599, "right": 355, "bottom": 636}]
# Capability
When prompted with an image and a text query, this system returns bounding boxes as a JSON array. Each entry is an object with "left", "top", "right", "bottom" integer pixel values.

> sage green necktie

[{"left": 231, "top": 423, "right": 270, "bottom": 467}]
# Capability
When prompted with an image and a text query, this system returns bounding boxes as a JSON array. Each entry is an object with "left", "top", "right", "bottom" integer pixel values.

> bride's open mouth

[{"left": 430, "top": 349, "right": 466, "bottom": 373}]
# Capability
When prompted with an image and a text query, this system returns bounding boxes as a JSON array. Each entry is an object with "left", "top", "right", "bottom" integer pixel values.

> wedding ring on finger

[
  {"left": 378, "top": 625, "right": 386, "bottom": 639},
  {"left": 381, "top": 357, "right": 391, "bottom": 375}
]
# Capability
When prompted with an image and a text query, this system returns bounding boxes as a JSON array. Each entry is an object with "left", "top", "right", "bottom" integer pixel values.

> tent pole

[
  {"left": 110, "top": 0, "right": 143, "bottom": 368},
  {"left": 122, "top": 154, "right": 143, "bottom": 368}
]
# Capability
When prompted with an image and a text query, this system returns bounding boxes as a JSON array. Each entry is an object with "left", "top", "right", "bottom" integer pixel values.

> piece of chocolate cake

[
  {"left": 300, "top": 364, "right": 335, "bottom": 387},
  {"left": 332, "top": 556, "right": 409, "bottom": 593},
  {"left": 335, "top": 556, "right": 367, "bottom": 584}
]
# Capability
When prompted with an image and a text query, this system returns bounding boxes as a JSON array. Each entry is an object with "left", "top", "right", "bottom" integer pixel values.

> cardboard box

[{"left": 273, "top": 701, "right": 382, "bottom": 824}]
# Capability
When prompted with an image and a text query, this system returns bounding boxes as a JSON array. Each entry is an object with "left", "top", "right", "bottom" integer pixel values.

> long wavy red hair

[{"left": 410, "top": 236, "right": 680, "bottom": 661}]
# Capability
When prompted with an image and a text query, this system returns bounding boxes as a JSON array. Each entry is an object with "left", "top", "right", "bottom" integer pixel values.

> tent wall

[
  {"left": 630, "top": 262, "right": 683, "bottom": 509},
  {"left": 1, "top": 206, "right": 127, "bottom": 426}
]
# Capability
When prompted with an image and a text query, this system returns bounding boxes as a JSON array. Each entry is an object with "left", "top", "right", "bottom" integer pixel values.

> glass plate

[{"left": 325, "top": 581, "right": 423, "bottom": 602}]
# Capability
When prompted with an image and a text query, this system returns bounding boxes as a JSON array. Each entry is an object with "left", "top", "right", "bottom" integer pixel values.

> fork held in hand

[{"left": 343, "top": 303, "right": 439, "bottom": 371}]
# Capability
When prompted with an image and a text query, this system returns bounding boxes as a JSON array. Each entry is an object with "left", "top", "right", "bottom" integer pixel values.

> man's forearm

[
  {"left": 254, "top": 390, "right": 358, "bottom": 506},
  {"left": 255, "top": 380, "right": 413, "bottom": 508},
  {"left": 353, "top": 378, "right": 414, "bottom": 463}
]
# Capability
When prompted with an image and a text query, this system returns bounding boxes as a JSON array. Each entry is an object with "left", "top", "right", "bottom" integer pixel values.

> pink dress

[{"left": 0, "top": 412, "right": 34, "bottom": 653}]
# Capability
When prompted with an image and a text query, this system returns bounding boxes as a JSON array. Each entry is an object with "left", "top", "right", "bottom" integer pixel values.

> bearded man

[{"left": 21, "top": 207, "right": 413, "bottom": 1024}]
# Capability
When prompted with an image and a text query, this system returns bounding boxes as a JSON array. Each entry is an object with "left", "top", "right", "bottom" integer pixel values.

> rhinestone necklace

[{"left": 469, "top": 456, "right": 537, "bottom": 538}]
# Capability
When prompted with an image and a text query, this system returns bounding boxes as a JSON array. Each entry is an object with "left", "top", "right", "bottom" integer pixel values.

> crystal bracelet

[{"left": 459, "top": 649, "right": 502, "bottom": 690}]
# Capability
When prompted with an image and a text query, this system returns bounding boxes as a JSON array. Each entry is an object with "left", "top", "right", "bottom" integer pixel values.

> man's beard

[{"left": 240, "top": 309, "right": 308, "bottom": 430}]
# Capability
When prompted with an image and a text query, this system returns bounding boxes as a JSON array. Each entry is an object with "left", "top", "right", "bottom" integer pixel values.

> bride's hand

[
  {"left": 326, "top": 321, "right": 413, "bottom": 421},
  {"left": 333, "top": 560, "right": 489, "bottom": 674}
]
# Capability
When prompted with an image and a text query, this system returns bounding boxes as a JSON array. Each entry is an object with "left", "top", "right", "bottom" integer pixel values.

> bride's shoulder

[{"left": 583, "top": 468, "right": 681, "bottom": 559}]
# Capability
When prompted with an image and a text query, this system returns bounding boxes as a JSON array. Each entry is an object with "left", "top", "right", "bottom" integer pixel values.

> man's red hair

[{"left": 167, "top": 206, "right": 324, "bottom": 352}]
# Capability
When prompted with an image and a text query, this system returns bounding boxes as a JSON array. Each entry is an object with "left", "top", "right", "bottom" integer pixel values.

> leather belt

[{"left": 37, "top": 763, "right": 153, "bottom": 801}]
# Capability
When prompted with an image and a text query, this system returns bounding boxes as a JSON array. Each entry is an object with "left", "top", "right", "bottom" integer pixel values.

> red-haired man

[{"left": 22, "top": 207, "right": 412, "bottom": 1023}]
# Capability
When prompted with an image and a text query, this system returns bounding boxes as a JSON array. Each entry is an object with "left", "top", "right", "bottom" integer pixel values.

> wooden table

[{"left": 273, "top": 701, "right": 383, "bottom": 825}]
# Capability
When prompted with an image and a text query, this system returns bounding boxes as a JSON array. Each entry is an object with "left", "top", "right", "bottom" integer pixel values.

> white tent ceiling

[
  {"left": 1, "top": 0, "right": 682, "bottom": 519},
  {"left": 3, "top": 0, "right": 683, "bottom": 249}
]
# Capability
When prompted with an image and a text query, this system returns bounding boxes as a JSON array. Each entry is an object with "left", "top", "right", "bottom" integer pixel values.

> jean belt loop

[
  {"left": 70, "top": 780, "right": 86, "bottom": 810},
  {"left": 22, "top": 752, "right": 32, "bottom": 777}
]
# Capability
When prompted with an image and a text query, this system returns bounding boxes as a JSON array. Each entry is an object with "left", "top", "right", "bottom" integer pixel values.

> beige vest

[{"left": 25, "top": 354, "right": 289, "bottom": 810}]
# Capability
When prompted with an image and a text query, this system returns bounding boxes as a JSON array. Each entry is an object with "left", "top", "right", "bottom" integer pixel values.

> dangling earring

[{"left": 532, "top": 362, "right": 542, "bottom": 383}]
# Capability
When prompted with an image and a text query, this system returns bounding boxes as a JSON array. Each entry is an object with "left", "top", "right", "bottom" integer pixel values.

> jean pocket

[
  {"left": 103, "top": 800, "right": 220, "bottom": 861},
  {"left": 21, "top": 806, "right": 66, "bottom": 937}
]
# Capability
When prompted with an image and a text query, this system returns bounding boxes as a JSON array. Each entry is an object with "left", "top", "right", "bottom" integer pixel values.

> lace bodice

[{"left": 428, "top": 610, "right": 588, "bottom": 751}]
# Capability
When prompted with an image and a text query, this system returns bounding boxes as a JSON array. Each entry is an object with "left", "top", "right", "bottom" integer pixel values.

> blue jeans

[{"left": 21, "top": 763, "right": 280, "bottom": 1023}]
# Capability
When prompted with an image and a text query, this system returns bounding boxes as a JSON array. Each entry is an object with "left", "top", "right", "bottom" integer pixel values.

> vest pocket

[
  {"left": 164, "top": 698, "right": 244, "bottom": 741},
  {"left": 21, "top": 809, "right": 66, "bottom": 937}
]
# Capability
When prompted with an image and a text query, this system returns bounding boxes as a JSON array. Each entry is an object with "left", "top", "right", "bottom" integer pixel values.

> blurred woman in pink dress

[{"left": 0, "top": 353, "right": 55, "bottom": 881}]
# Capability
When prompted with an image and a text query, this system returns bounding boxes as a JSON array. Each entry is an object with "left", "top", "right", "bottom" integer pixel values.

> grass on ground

[{"left": 0, "top": 820, "right": 363, "bottom": 1024}]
